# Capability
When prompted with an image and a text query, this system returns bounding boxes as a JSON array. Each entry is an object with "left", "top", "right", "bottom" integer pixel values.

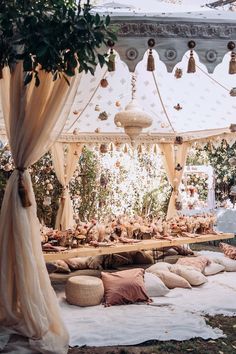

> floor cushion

[
  {"left": 176, "top": 256, "right": 210, "bottom": 273},
  {"left": 144, "top": 272, "right": 169, "bottom": 297},
  {"left": 170, "top": 264, "right": 208, "bottom": 286},
  {"left": 203, "top": 262, "right": 225, "bottom": 276},
  {"left": 101, "top": 268, "right": 150, "bottom": 306},
  {"left": 149, "top": 269, "right": 192, "bottom": 289}
]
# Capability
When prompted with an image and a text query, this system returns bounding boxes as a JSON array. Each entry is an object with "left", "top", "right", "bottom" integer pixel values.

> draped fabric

[
  {"left": 0, "top": 63, "right": 81, "bottom": 353},
  {"left": 51, "top": 142, "right": 83, "bottom": 230},
  {"left": 159, "top": 143, "right": 189, "bottom": 220}
]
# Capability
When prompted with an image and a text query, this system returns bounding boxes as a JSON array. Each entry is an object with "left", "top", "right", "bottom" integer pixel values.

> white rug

[{"left": 58, "top": 251, "right": 236, "bottom": 347}]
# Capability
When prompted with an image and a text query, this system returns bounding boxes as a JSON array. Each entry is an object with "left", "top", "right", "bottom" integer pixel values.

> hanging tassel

[
  {"left": 153, "top": 144, "right": 158, "bottom": 154},
  {"left": 18, "top": 169, "right": 32, "bottom": 208},
  {"left": 187, "top": 50, "right": 196, "bottom": 73},
  {"left": 147, "top": 48, "right": 155, "bottom": 72},
  {"left": 108, "top": 48, "right": 116, "bottom": 72},
  {"left": 123, "top": 144, "right": 129, "bottom": 153},
  {"left": 229, "top": 52, "right": 236, "bottom": 74}
]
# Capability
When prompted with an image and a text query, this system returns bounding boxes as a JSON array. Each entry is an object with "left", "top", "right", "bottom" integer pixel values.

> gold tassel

[
  {"left": 108, "top": 48, "right": 116, "bottom": 72},
  {"left": 147, "top": 49, "right": 155, "bottom": 72},
  {"left": 229, "top": 52, "right": 236, "bottom": 74},
  {"left": 187, "top": 50, "right": 196, "bottom": 73},
  {"left": 123, "top": 144, "right": 128, "bottom": 153},
  {"left": 18, "top": 170, "right": 32, "bottom": 208}
]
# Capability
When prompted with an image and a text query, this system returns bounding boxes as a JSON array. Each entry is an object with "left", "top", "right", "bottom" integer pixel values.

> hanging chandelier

[{"left": 114, "top": 74, "right": 153, "bottom": 143}]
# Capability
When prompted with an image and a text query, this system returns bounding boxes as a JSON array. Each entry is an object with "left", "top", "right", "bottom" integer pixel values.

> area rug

[{"left": 57, "top": 251, "right": 236, "bottom": 347}]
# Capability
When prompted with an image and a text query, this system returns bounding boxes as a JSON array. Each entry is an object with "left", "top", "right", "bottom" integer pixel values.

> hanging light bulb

[{"left": 114, "top": 74, "right": 153, "bottom": 144}]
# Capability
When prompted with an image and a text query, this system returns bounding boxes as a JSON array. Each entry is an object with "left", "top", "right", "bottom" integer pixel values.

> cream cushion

[
  {"left": 144, "top": 272, "right": 169, "bottom": 297},
  {"left": 65, "top": 275, "right": 104, "bottom": 306},
  {"left": 146, "top": 262, "right": 172, "bottom": 273},
  {"left": 170, "top": 265, "right": 208, "bottom": 286},
  {"left": 149, "top": 269, "right": 191, "bottom": 289},
  {"left": 203, "top": 262, "right": 225, "bottom": 276},
  {"left": 212, "top": 257, "right": 236, "bottom": 272}
]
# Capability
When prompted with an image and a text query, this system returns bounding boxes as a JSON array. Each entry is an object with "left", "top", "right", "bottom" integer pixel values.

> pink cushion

[
  {"left": 101, "top": 268, "right": 150, "bottom": 306},
  {"left": 177, "top": 256, "right": 210, "bottom": 272}
]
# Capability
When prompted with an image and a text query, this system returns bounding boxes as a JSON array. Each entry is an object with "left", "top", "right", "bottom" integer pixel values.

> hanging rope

[
  {"left": 152, "top": 72, "right": 176, "bottom": 133},
  {"left": 66, "top": 68, "right": 108, "bottom": 132},
  {"left": 184, "top": 54, "right": 230, "bottom": 92}
]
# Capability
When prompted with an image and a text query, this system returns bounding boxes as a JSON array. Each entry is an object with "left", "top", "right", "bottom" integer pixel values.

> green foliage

[
  {"left": 187, "top": 174, "right": 208, "bottom": 201},
  {"left": 0, "top": 0, "right": 116, "bottom": 84}
]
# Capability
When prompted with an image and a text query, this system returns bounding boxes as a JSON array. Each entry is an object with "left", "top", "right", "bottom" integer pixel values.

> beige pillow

[
  {"left": 146, "top": 262, "right": 172, "bottom": 273},
  {"left": 149, "top": 269, "right": 191, "bottom": 289},
  {"left": 87, "top": 255, "right": 104, "bottom": 270},
  {"left": 66, "top": 257, "right": 91, "bottom": 271},
  {"left": 170, "top": 264, "right": 208, "bottom": 286},
  {"left": 212, "top": 257, "right": 236, "bottom": 272},
  {"left": 51, "top": 260, "right": 71, "bottom": 274},
  {"left": 203, "top": 262, "right": 225, "bottom": 276},
  {"left": 132, "top": 251, "right": 154, "bottom": 265},
  {"left": 176, "top": 256, "right": 210, "bottom": 273},
  {"left": 144, "top": 272, "right": 169, "bottom": 297}
]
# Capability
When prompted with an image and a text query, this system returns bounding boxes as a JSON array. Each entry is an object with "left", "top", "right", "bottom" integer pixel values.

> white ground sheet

[{"left": 58, "top": 251, "right": 236, "bottom": 347}]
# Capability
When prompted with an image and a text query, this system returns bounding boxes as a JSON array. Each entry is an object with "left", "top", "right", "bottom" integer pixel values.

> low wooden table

[{"left": 43, "top": 233, "right": 234, "bottom": 261}]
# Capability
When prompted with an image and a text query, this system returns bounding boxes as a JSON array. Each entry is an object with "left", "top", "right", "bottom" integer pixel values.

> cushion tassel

[
  {"left": 147, "top": 48, "right": 155, "bottom": 71},
  {"left": 187, "top": 50, "right": 196, "bottom": 73},
  {"left": 229, "top": 52, "right": 236, "bottom": 74}
]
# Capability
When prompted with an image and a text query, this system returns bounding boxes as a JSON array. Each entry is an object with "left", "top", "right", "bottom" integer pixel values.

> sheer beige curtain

[
  {"left": 159, "top": 142, "right": 189, "bottom": 220},
  {"left": 51, "top": 142, "right": 83, "bottom": 230},
  {"left": 0, "top": 63, "right": 81, "bottom": 354}
]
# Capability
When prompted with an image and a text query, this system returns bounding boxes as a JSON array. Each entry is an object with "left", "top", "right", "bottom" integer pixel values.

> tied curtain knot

[{"left": 16, "top": 167, "right": 32, "bottom": 208}]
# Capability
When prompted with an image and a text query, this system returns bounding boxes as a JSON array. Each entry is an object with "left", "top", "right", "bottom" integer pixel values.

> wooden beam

[{"left": 44, "top": 233, "right": 234, "bottom": 261}]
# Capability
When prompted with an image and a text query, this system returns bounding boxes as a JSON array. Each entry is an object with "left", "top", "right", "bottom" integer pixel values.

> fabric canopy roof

[{"left": 58, "top": 50, "right": 236, "bottom": 142}]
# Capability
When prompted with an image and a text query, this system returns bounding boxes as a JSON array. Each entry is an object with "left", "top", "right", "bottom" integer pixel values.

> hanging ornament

[
  {"left": 153, "top": 144, "right": 158, "bottom": 154},
  {"left": 174, "top": 103, "right": 182, "bottom": 111},
  {"left": 137, "top": 144, "right": 143, "bottom": 154},
  {"left": 187, "top": 41, "right": 196, "bottom": 73},
  {"left": 100, "top": 78, "right": 108, "bottom": 88},
  {"left": 114, "top": 74, "right": 152, "bottom": 143},
  {"left": 109, "top": 142, "right": 114, "bottom": 152},
  {"left": 174, "top": 136, "right": 183, "bottom": 145},
  {"left": 123, "top": 144, "right": 129, "bottom": 153},
  {"left": 95, "top": 128, "right": 100, "bottom": 133},
  {"left": 147, "top": 38, "right": 155, "bottom": 72},
  {"left": 230, "top": 87, "right": 236, "bottom": 96},
  {"left": 95, "top": 104, "right": 101, "bottom": 111},
  {"left": 174, "top": 68, "right": 183, "bottom": 79},
  {"left": 115, "top": 100, "right": 121, "bottom": 107},
  {"left": 98, "top": 111, "right": 108, "bottom": 121},
  {"left": 160, "top": 122, "right": 166, "bottom": 128},
  {"left": 100, "top": 144, "right": 108, "bottom": 153},
  {"left": 73, "top": 110, "right": 79, "bottom": 115},
  {"left": 73, "top": 128, "right": 79, "bottom": 135},
  {"left": 175, "top": 163, "right": 183, "bottom": 171}
]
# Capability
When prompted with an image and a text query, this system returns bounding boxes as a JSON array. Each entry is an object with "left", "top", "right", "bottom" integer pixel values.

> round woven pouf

[{"left": 65, "top": 276, "right": 104, "bottom": 307}]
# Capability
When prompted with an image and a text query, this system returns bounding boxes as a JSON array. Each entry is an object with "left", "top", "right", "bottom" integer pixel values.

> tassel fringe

[
  {"left": 147, "top": 49, "right": 155, "bottom": 71},
  {"left": 187, "top": 50, "right": 196, "bottom": 73},
  {"left": 229, "top": 52, "right": 236, "bottom": 74}
]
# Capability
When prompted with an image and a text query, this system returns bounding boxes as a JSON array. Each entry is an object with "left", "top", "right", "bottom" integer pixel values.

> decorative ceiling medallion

[
  {"left": 126, "top": 47, "right": 139, "bottom": 61},
  {"left": 165, "top": 48, "right": 177, "bottom": 61},
  {"left": 205, "top": 49, "right": 217, "bottom": 62}
]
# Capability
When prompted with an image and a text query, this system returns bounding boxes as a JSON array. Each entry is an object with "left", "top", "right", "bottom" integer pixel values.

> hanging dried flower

[
  {"left": 100, "top": 78, "right": 108, "bottom": 88},
  {"left": 98, "top": 111, "right": 108, "bottom": 121},
  {"left": 174, "top": 68, "right": 183, "bottom": 79}
]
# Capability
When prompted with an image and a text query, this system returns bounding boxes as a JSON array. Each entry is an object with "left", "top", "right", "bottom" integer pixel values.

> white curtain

[
  {"left": 51, "top": 142, "right": 83, "bottom": 230},
  {"left": 159, "top": 143, "right": 189, "bottom": 220},
  {"left": 0, "top": 63, "right": 81, "bottom": 353}
]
